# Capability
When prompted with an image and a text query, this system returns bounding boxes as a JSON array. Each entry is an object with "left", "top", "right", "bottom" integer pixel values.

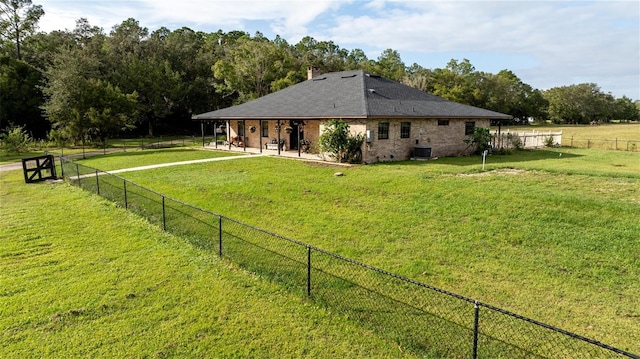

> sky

[{"left": 35, "top": 0, "right": 640, "bottom": 100}]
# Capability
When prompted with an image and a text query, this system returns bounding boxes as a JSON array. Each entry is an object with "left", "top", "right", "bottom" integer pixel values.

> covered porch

[{"left": 198, "top": 119, "right": 322, "bottom": 159}]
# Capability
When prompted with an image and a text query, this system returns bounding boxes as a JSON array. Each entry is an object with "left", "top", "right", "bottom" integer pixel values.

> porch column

[
  {"left": 227, "top": 120, "right": 231, "bottom": 150},
  {"left": 297, "top": 122, "right": 301, "bottom": 157},
  {"left": 242, "top": 120, "right": 246, "bottom": 152},
  {"left": 277, "top": 119, "right": 281, "bottom": 155},
  {"left": 259, "top": 120, "right": 263, "bottom": 153},
  {"left": 200, "top": 121, "right": 205, "bottom": 147}
]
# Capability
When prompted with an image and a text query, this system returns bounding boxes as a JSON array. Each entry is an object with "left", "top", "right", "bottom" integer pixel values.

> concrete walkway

[
  {"left": 0, "top": 162, "right": 22, "bottom": 172},
  {"left": 0, "top": 150, "right": 261, "bottom": 174},
  {"left": 1, "top": 146, "right": 342, "bottom": 175},
  {"left": 106, "top": 153, "right": 262, "bottom": 174}
]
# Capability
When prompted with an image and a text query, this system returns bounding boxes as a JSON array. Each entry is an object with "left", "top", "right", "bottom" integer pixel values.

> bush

[
  {"left": 464, "top": 127, "right": 492, "bottom": 154},
  {"left": 506, "top": 133, "right": 523, "bottom": 150},
  {"left": 342, "top": 133, "right": 364, "bottom": 164},
  {"left": 544, "top": 136, "right": 556, "bottom": 148},
  {"left": 319, "top": 119, "right": 364, "bottom": 163},
  {"left": 1, "top": 125, "right": 31, "bottom": 153}
]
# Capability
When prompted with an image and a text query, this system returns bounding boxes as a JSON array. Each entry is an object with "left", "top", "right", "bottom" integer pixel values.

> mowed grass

[
  {"left": 0, "top": 136, "right": 201, "bottom": 165},
  {"left": 0, "top": 148, "right": 95, "bottom": 165},
  {"left": 0, "top": 170, "right": 420, "bottom": 358},
  {"left": 76, "top": 147, "right": 241, "bottom": 171},
  {"left": 110, "top": 148, "right": 640, "bottom": 353}
]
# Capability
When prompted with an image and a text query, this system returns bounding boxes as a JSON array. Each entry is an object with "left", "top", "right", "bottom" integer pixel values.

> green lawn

[
  {"left": 0, "top": 136, "right": 203, "bottom": 165},
  {"left": 76, "top": 148, "right": 241, "bottom": 171},
  {"left": 107, "top": 148, "right": 640, "bottom": 353},
  {"left": 0, "top": 169, "right": 418, "bottom": 358}
]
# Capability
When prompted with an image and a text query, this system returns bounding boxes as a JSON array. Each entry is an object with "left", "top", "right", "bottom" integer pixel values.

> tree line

[{"left": 1, "top": 0, "right": 639, "bottom": 146}]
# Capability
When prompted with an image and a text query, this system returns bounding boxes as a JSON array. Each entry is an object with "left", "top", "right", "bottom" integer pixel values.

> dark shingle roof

[{"left": 192, "top": 70, "right": 511, "bottom": 120}]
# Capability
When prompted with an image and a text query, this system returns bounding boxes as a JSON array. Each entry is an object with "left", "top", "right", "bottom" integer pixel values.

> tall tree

[
  {"left": 613, "top": 96, "right": 640, "bottom": 122},
  {"left": 0, "top": 55, "right": 46, "bottom": 136},
  {"left": 294, "top": 36, "right": 348, "bottom": 74},
  {"left": 345, "top": 48, "right": 368, "bottom": 70},
  {"left": 480, "top": 70, "right": 548, "bottom": 122},
  {"left": 106, "top": 18, "right": 178, "bottom": 136},
  {"left": 21, "top": 29, "right": 74, "bottom": 70},
  {"left": 403, "top": 64, "right": 436, "bottom": 93},
  {"left": 42, "top": 41, "right": 137, "bottom": 144},
  {"left": 365, "top": 48, "right": 406, "bottom": 81},
  {"left": 213, "top": 33, "right": 295, "bottom": 103},
  {"left": 0, "top": 0, "right": 44, "bottom": 60},
  {"left": 429, "top": 59, "right": 482, "bottom": 106},
  {"left": 543, "top": 83, "right": 608, "bottom": 124}
]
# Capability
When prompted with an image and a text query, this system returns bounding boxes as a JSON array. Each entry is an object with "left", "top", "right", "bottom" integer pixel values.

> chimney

[{"left": 307, "top": 66, "right": 320, "bottom": 80}]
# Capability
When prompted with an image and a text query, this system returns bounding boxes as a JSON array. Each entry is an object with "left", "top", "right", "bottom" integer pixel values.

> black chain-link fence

[{"left": 59, "top": 157, "right": 639, "bottom": 359}]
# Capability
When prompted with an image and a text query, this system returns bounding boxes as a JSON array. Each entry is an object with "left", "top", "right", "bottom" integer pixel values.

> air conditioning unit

[{"left": 414, "top": 145, "right": 431, "bottom": 159}]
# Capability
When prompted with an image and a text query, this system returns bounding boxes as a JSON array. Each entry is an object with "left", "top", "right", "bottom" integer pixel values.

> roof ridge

[{"left": 358, "top": 70, "right": 370, "bottom": 117}]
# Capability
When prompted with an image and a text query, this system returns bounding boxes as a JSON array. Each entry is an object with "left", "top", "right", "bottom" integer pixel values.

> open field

[
  {"left": 503, "top": 123, "right": 640, "bottom": 150},
  {"left": 82, "top": 147, "right": 640, "bottom": 353},
  {"left": 0, "top": 169, "right": 418, "bottom": 358}
]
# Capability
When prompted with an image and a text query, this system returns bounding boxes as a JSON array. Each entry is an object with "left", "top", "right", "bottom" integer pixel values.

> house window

[
  {"left": 438, "top": 120, "right": 450, "bottom": 126},
  {"left": 238, "top": 121, "right": 245, "bottom": 136},
  {"left": 261, "top": 121, "right": 268, "bottom": 137},
  {"left": 378, "top": 122, "right": 389, "bottom": 140},
  {"left": 400, "top": 122, "right": 411, "bottom": 138},
  {"left": 465, "top": 121, "right": 475, "bottom": 135}
]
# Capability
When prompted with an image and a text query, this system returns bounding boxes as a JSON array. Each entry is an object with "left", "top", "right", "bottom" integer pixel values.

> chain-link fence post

[
  {"left": 162, "top": 196, "right": 166, "bottom": 231},
  {"left": 307, "top": 246, "right": 312, "bottom": 297},
  {"left": 218, "top": 216, "right": 223, "bottom": 257},
  {"left": 59, "top": 156, "right": 64, "bottom": 178},
  {"left": 473, "top": 301, "right": 480, "bottom": 359},
  {"left": 123, "top": 180, "right": 128, "bottom": 210},
  {"left": 95, "top": 170, "right": 100, "bottom": 195}
]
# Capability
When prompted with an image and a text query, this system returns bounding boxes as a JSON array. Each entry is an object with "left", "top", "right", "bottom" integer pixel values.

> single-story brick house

[{"left": 193, "top": 68, "right": 511, "bottom": 163}]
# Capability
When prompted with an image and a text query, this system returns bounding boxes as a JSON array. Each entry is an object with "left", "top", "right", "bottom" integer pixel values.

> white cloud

[
  {"left": 323, "top": 1, "right": 639, "bottom": 97},
  {"left": 38, "top": 0, "right": 343, "bottom": 34},
  {"left": 129, "top": 0, "right": 343, "bottom": 37},
  {"left": 33, "top": 0, "right": 640, "bottom": 98}
]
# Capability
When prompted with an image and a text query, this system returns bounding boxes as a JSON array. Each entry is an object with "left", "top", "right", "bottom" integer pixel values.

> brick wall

[
  {"left": 227, "top": 118, "right": 489, "bottom": 163},
  {"left": 356, "top": 118, "right": 489, "bottom": 163},
  {"left": 228, "top": 120, "right": 320, "bottom": 151}
]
